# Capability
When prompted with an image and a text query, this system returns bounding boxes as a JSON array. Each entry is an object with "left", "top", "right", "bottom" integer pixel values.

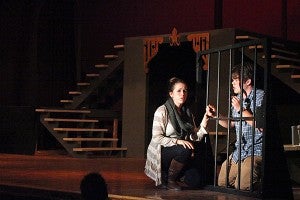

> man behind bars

[{"left": 206, "top": 62, "right": 264, "bottom": 190}]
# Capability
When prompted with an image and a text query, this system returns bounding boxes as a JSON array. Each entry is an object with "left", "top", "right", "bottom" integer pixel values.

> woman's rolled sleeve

[{"left": 190, "top": 125, "right": 208, "bottom": 141}]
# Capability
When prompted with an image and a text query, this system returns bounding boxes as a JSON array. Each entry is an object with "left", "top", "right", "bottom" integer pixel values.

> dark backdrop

[
  {"left": 0, "top": 0, "right": 299, "bottom": 151},
  {"left": 1, "top": 0, "right": 299, "bottom": 107},
  {"left": 0, "top": 106, "right": 36, "bottom": 155}
]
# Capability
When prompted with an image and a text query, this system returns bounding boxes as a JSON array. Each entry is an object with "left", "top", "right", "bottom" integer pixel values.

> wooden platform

[{"left": 0, "top": 151, "right": 299, "bottom": 200}]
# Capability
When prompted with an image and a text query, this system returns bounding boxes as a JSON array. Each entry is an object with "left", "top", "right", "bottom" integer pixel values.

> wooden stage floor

[{"left": 0, "top": 150, "right": 299, "bottom": 200}]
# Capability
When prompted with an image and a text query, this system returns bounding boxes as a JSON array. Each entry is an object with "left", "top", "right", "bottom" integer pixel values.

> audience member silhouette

[{"left": 80, "top": 172, "right": 108, "bottom": 200}]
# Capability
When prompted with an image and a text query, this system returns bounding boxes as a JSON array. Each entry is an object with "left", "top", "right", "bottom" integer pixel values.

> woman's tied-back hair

[
  {"left": 168, "top": 77, "right": 187, "bottom": 92},
  {"left": 231, "top": 62, "right": 254, "bottom": 86}
]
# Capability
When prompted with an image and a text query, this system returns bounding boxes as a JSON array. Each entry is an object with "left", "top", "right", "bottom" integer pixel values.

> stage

[{"left": 0, "top": 150, "right": 299, "bottom": 200}]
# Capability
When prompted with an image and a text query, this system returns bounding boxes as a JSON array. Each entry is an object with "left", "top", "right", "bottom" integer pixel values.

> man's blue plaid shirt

[{"left": 231, "top": 89, "right": 264, "bottom": 163}]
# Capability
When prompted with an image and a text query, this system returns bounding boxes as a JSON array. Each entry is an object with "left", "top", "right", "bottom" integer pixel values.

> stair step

[
  {"left": 291, "top": 75, "right": 300, "bottom": 79},
  {"left": 248, "top": 45, "right": 263, "bottom": 49},
  {"left": 35, "top": 109, "right": 91, "bottom": 114},
  {"left": 114, "top": 44, "right": 124, "bottom": 49},
  {"left": 248, "top": 46, "right": 298, "bottom": 56},
  {"left": 44, "top": 118, "right": 98, "bottom": 123},
  {"left": 95, "top": 64, "right": 109, "bottom": 68},
  {"left": 69, "top": 91, "right": 82, "bottom": 95},
  {"left": 54, "top": 127, "right": 108, "bottom": 132},
  {"left": 73, "top": 147, "right": 127, "bottom": 152},
  {"left": 63, "top": 137, "right": 118, "bottom": 142},
  {"left": 60, "top": 100, "right": 73, "bottom": 103},
  {"left": 272, "top": 47, "right": 298, "bottom": 56},
  {"left": 276, "top": 65, "right": 300, "bottom": 70},
  {"left": 77, "top": 82, "right": 90, "bottom": 86},
  {"left": 272, "top": 41, "right": 285, "bottom": 48},
  {"left": 236, "top": 35, "right": 258, "bottom": 40},
  {"left": 86, "top": 73, "right": 100, "bottom": 77},
  {"left": 263, "top": 54, "right": 300, "bottom": 63},
  {"left": 104, "top": 54, "right": 118, "bottom": 59}
]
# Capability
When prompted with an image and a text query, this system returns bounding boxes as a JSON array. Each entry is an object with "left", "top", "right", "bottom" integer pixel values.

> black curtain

[
  {"left": 0, "top": 0, "right": 76, "bottom": 151},
  {"left": 0, "top": 1, "right": 76, "bottom": 107},
  {"left": 37, "top": 1, "right": 76, "bottom": 107}
]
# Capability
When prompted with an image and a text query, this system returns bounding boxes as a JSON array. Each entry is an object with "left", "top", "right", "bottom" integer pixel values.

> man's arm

[{"left": 205, "top": 104, "right": 234, "bottom": 128}]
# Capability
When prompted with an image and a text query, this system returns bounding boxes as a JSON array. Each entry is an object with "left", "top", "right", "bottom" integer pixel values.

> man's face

[
  {"left": 232, "top": 75, "right": 251, "bottom": 95},
  {"left": 232, "top": 77, "right": 241, "bottom": 94}
]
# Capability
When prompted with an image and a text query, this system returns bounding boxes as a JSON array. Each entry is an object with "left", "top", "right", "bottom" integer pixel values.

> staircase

[
  {"left": 235, "top": 30, "right": 300, "bottom": 94},
  {"left": 35, "top": 45, "right": 127, "bottom": 158},
  {"left": 208, "top": 30, "right": 300, "bottom": 157}
]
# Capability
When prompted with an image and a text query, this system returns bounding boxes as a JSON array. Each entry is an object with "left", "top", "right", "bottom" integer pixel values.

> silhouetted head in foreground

[{"left": 80, "top": 172, "right": 108, "bottom": 200}]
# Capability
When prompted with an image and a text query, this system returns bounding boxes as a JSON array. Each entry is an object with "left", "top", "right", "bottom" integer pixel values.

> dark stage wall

[
  {"left": 0, "top": 106, "right": 36, "bottom": 155},
  {"left": 0, "top": 0, "right": 299, "bottom": 107},
  {"left": 79, "top": 0, "right": 300, "bottom": 74},
  {"left": 223, "top": 0, "right": 300, "bottom": 41},
  {"left": 0, "top": 1, "right": 75, "bottom": 107}
]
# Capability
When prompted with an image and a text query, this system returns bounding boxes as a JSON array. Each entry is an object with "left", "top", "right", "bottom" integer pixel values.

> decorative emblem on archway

[
  {"left": 143, "top": 37, "right": 164, "bottom": 73},
  {"left": 187, "top": 33, "right": 210, "bottom": 70},
  {"left": 169, "top": 27, "right": 180, "bottom": 46}
]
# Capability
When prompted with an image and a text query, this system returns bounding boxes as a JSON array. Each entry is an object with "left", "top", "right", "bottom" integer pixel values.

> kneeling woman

[{"left": 144, "top": 77, "right": 210, "bottom": 190}]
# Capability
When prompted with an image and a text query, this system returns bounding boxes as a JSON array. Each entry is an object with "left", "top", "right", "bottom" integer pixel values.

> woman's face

[{"left": 169, "top": 82, "right": 188, "bottom": 108}]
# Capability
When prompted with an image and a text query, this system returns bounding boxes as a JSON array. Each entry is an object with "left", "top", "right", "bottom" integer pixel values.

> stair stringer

[{"left": 65, "top": 49, "right": 124, "bottom": 109}]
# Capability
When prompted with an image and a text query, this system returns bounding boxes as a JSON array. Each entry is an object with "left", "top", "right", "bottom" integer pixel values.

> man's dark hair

[
  {"left": 231, "top": 62, "right": 254, "bottom": 85},
  {"left": 80, "top": 172, "right": 108, "bottom": 200}
]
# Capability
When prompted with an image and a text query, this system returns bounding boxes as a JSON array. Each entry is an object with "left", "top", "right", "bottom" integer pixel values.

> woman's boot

[
  {"left": 167, "top": 159, "right": 184, "bottom": 190},
  {"left": 157, "top": 170, "right": 168, "bottom": 189}
]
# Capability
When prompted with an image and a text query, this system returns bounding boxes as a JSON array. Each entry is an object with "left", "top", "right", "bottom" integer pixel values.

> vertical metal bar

[
  {"left": 196, "top": 53, "right": 201, "bottom": 104},
  {"left": 237, "top": 47, "right": 245, "bottom": 190},
  {"left": 205, "top": 53, "right": 211, "bottom": 185},
  {"left": 225, "top": 49, "right": 233, "bottom": 188},
  {"left": 213, "top": 51, "right": 221, "bottom": 186},
  {"left": 196, "top": 52, "right": 200, "bottom": 84},
  {"left": 250, "top": 45, "right": 258, "bottom": 192},
  {"left": 205, "top": 54, "right": 210, "bottom": 107},
  {"left": 261, "top": 37, "right": 271, "bottom": 196},
  {"left": 197, "top": 51, "right": 207, "bottom": 182}
]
